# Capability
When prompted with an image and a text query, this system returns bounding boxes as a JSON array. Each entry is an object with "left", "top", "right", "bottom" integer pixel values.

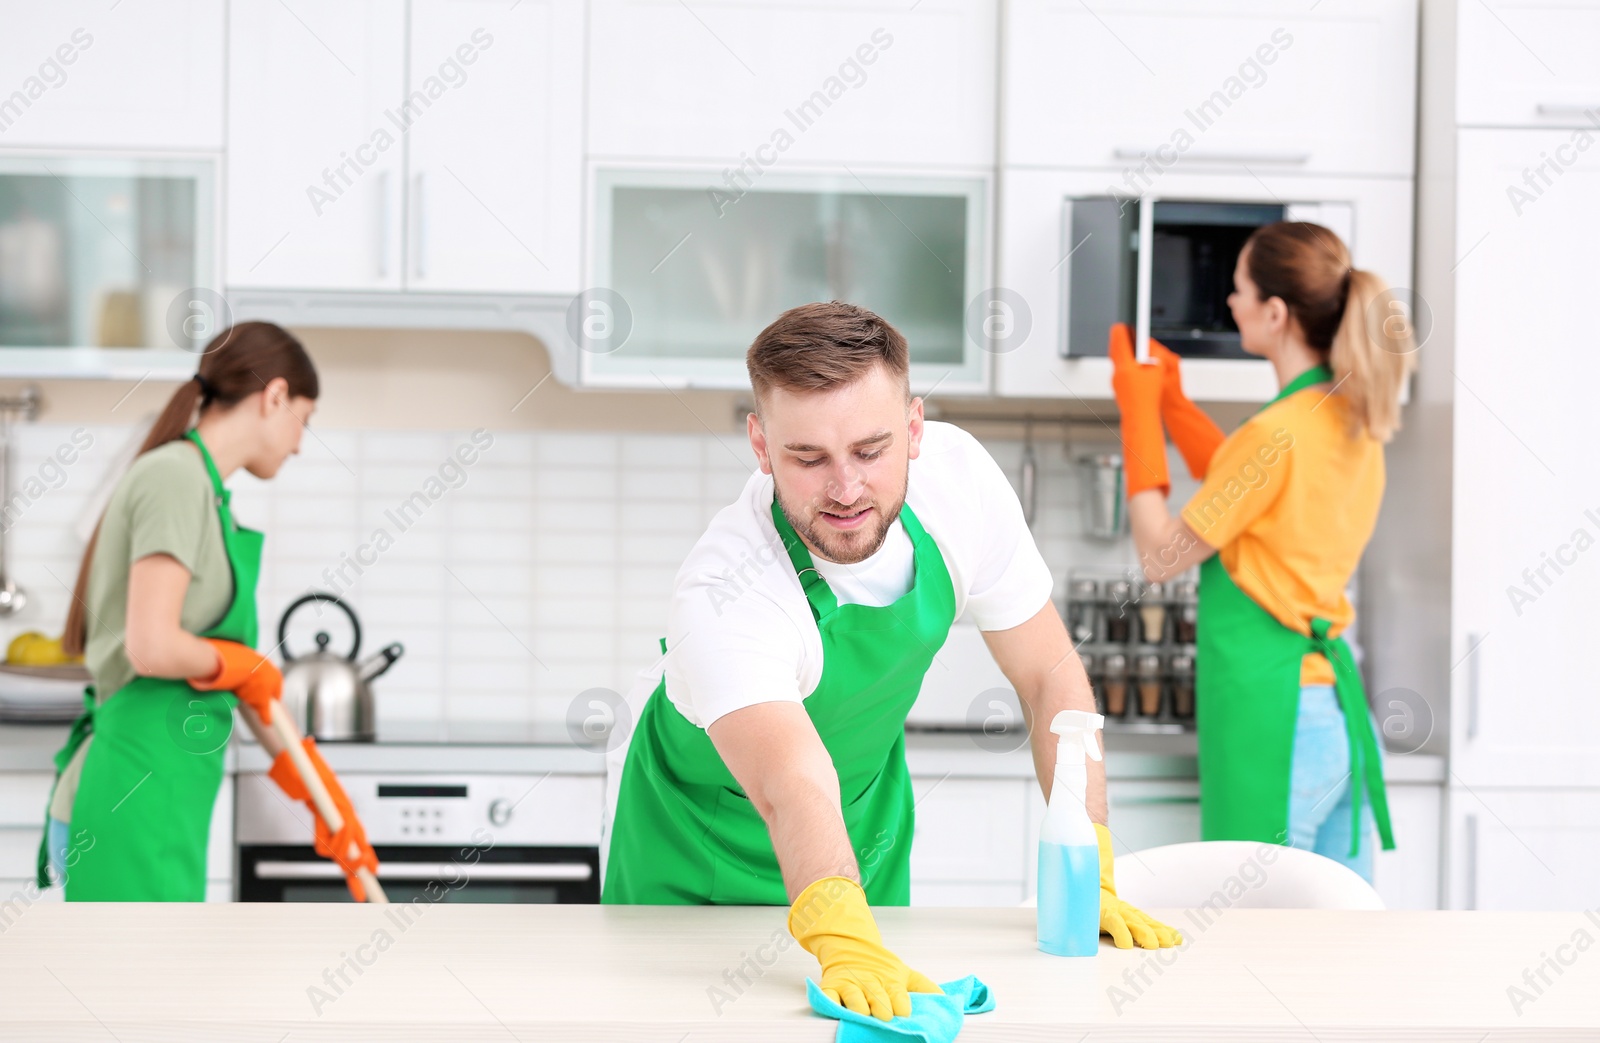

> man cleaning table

[{"left": 601, "top": 301, "right": 1179, "bottom": 1022}]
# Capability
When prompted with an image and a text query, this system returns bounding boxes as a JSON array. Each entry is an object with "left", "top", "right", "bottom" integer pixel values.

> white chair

[
  {"left": 1111, "top": 841, "right": 1385, "bottom": 911},
  {"left": 1021, "top": 841, "right": 1384, "bottom": 910}
]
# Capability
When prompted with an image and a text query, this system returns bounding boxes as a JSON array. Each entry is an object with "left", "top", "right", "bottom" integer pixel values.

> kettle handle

[{"left": 278, "top": 591, "right": 362, "bottom": 662}]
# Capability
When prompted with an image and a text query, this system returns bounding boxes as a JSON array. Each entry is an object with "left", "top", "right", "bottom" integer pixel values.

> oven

[{"left": 235, "top": 773, "right": 600, "bottom": 903}]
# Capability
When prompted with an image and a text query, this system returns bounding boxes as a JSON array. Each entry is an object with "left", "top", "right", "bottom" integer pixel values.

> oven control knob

[{"left": 488, "top": 798, "right": 513, "bottom": 827}]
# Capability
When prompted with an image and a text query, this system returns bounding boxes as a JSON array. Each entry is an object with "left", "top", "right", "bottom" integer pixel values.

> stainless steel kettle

[{"left": 278, "top": 592, "right": 403, "bottom": 742}]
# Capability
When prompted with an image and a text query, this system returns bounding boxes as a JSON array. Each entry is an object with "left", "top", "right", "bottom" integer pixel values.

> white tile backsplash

[{"left": 1, "top": 421, "right": 1150, "bottom": 732}]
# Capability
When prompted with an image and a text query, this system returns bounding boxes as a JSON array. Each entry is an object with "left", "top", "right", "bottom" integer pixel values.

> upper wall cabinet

[
  {"left": 226, "top": 0, "right": 582, "bottom": 295},
  {"left": 404, "top": 0, "right": 583, "bottom": 293},
  {"left": 586, "top": 0, "right": 997, "bottom": 171},
  {"left": 1456, "top": 0, "right": 1600, "bottom": 128},
  {"left": 227, "top": 0, "right": 406, "bottom": 291},
  {"left": 0, "top": 0, "right": 223, "bottom": 151},
  {"left": 1003, "top": 0, "right": 1417, "bottom": 177}
]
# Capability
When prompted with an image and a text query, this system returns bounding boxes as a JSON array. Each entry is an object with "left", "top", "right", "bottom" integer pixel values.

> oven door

[
  {"left": 1061, "top": 197, "right": 1288, "bottom": 360},
  {"left": 238, "top": 845, "right": 599, "bottom": 903}
]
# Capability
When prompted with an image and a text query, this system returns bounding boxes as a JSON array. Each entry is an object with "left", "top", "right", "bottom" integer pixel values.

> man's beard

[{"left": 775, "top": 468, "right": 909, "bottom": 565}]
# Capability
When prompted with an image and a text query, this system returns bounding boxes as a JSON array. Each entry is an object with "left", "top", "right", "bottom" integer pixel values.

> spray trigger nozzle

[{"left": 1050, "top": 709, "right": 1104, "bottom": 762}]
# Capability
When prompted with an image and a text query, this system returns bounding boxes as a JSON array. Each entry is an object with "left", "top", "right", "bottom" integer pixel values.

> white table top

[{"left": 2, "top": 904, "right": 1595, "bottom": 1040}]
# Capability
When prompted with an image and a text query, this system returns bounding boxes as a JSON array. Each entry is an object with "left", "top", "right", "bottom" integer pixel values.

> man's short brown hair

[{"left": 746, "top": 301, "right": 909, "bottom": 411}]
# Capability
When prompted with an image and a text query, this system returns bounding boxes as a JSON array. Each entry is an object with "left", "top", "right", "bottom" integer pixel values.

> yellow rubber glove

[
  {"left": 788, "top": 876, "right": 941, "bottom": 1021},
  {"left": 1096, "top": 823, "right": 1183, "bottom": 949}
]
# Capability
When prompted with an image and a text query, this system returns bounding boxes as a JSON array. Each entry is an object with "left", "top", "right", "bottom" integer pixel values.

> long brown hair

[
  {"left": 63, "top": 322, "right": 318, "bottom": 656},
  {"left": 1244, "top": 222, "right": 1417, "bottom": 442}
]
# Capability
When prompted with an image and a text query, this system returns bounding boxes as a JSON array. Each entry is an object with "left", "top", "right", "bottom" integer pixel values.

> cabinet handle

[
  {"left": 1112, "top": 148, "right": 1310, "bottom": 165},
  {"left": 1536, "top": 103, "right": 1600, "bottom": 117},
  {"left": 1465, "top": 631, "right": 1482, "bottom": 741},
  {"left": 414, "top": 171, "right": 428, "bottom": 280},
  {"left": 376, "top": 171, "right": 391, "bottom": 280},
  {"left": 1110, "top": 795, "right": 1198, "bottom": 806},
  {"left": 1134, "top": 194, "right": 1154, "bottom": 363},
  {"left": 254, "top": 860, "right": 592, "bottom": 882},
  {"left": 1463, "top": 813, "right": 1478, "bottom": 910}
]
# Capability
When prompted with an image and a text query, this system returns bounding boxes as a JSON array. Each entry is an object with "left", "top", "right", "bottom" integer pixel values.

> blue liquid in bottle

[{"left": 1037, "top": 842, "right": 1100, "bottom": 956}]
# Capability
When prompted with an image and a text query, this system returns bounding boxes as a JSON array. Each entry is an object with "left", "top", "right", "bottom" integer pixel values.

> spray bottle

[{"left": 1037, "top": 709, "right": 1104, "bottom": 956}]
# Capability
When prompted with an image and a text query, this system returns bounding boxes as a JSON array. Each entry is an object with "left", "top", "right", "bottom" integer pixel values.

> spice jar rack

[{"left": 1065, "top": 570, "right": 1198, "bottom": 732}]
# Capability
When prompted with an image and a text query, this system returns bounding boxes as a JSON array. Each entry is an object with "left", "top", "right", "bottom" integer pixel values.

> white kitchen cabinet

[
  {"left": 228, "top": 0, "right": 582, "bottom": 294},
  {"left": 0, "top": 770, "right": 232, "bottom": 902},
  {"left": 909, "top": 777, "right": 1028, "bottom": 906},
  {"left": 587, "top": 0, "right": 996, "bottom": 170},
  {"left": 1448, "top": 788, "right": 1600, "bottom": 911},
  {"left": 1450, "top": 129, "right": 1600, "bottom": 788},
  {"left": 1003, "top": 0, "right": 1416, "bottom": 177},
  {"left": 226, "top": 0, "right": 406, "bottom": 290},
  {"left": 1456, "top": 0, "right": 1600, "bottom": 127},
  {"left": 1372, "top": 782, "right": 1441, "bottom": 911},
  {"left": 0, "top": 0, "right": 223, "bottom": 150},
  {"left": 994, "top": 167, "right": 1413, "bottom": 401},
  {"left": 404, "top": 0, "right": 583, "bottom": 293}
]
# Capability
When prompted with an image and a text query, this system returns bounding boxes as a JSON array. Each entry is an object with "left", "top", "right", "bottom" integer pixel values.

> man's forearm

[
  {"left": 1026, "top": 654, "right": 1109, "bottom": 824},
  {"left": 755, "top": 771, "right": 861, "bottom": 902}
]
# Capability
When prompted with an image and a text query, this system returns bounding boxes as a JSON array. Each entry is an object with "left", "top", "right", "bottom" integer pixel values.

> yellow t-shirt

[{"left": 1180, "top": 385, "right": 1384, "bottom": 685}]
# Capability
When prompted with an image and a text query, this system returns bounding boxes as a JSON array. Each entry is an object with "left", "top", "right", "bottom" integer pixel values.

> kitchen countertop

[
  {"left": 0, "top": 721, "right": 1447, "bottom": 782},
  {"left": 2, "top": 904, "right": 1593, "bottom": 1040}
]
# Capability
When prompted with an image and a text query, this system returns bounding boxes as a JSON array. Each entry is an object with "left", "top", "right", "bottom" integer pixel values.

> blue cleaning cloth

[{"left": 805, "top": 975, "right": 995, "bottom": 1043}]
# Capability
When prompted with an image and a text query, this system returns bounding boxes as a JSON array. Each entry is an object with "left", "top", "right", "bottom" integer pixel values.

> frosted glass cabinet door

[
  {"left": 0, "top": 156, "right": 215, "bottom": 351},
  {"left": 585, "top": 170, "right": 988, "bottom": 390}
]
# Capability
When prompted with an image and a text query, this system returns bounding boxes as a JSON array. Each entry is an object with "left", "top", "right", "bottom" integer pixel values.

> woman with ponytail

[
  {"left": 37, "top": 321, "right": 376, "bottom": 901},
  {"left": 1109, "top": 221, "right": 1416, "bottom": 881}
]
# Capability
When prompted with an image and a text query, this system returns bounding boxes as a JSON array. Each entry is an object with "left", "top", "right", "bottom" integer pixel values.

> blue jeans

[
  {"left": 46, "top": 816, "right": 71, "bottom": 884},
  {"left": 1288, "top": 684, "right": 1379, "bottom": 882}
]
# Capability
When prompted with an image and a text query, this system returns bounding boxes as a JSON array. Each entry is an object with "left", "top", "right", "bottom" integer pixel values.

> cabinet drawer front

[
  {"left": 1458, "top": 0, "right": 1600, "bottom": 127},
  {"left": 910, "top": 778, "right": 1027, "bottom": 883},
  {"left": 1005, "top": 0, "right": 1416, "bottom": 176}
]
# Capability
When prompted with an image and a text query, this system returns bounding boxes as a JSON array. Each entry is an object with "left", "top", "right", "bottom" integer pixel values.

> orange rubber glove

[
  {"left": 189, "top": 639, "right": 282, "bottom": 724},
  {"left": 789, "top": 876, "right": 941, "bottom": 1021},
  {"left": 1108, "top": 323, "right": 1169, "bottom": 498},
  {"left": 1147, "top": 336, "right": 1226, "bottom": 479},
  {"left": 269, "top": 737, "right": 380, "bottom": 902}
]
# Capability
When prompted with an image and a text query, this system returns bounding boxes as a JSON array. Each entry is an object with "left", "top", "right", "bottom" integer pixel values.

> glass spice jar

[
  {"left": 1135, "top": 653, "right": 1165, "bottom": 717},
  {"left": 1101, "top": 653, "right": 1129, "bottom": 718}
]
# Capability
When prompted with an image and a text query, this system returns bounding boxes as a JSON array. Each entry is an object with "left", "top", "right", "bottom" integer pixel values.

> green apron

[
  {"left": 37, "top": 429, "right": 262, "bottom": 900},
  {"left": 603, "top": 497, "right": 957, "bottom": 905},
  {"left": 1196, "top": 364, "right": 1394, "bottom": 856}
]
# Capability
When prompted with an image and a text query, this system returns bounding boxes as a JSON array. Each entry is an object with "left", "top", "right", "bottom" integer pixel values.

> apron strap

[
  {"left": 185, "top": 429, "right": 239, "bottom": 529},
  {"left": 768, "top": 499, "right": 838, "bottom": 620},
  {"left": 1311, "top": 618, "right": 1395, "bottom": 856}
]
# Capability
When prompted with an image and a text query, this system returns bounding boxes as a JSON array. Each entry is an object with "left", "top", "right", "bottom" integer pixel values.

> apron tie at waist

[{"left": 1310, "top": 619, "right": 1395, "bottom": 858}]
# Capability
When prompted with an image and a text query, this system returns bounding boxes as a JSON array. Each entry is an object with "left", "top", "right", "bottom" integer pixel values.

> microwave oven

[{"left": 1060, "top": 196, "right": 1353, "bottom": 361}]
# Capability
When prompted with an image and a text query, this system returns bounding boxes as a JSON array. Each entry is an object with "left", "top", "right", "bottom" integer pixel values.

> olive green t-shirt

[{"left": 48, "top": 439, "right": 234, "bottom": 823}]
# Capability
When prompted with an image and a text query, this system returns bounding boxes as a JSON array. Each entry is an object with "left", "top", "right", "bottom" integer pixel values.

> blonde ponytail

[
  {"left": 1243, "top": 222, "right": 1419, "bottom": 444},
  {"left": 1331, "top": 269, "right": 1417, "bottom": 444}
]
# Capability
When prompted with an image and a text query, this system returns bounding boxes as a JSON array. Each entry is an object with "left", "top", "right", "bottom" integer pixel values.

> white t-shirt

[{"left": 645, "top": 421, "right": 1054, "bottom": 729}]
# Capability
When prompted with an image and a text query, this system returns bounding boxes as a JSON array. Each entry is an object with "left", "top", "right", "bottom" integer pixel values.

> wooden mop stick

[{"left": 238, "top": 703, "right": 387, "bottom": 904}]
